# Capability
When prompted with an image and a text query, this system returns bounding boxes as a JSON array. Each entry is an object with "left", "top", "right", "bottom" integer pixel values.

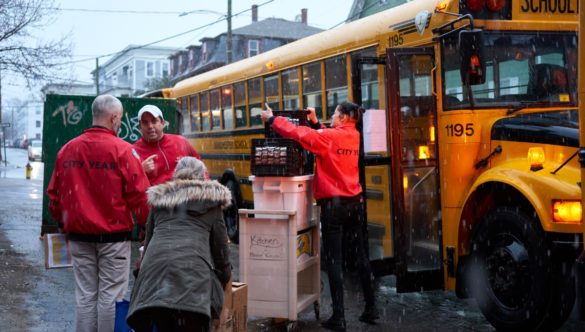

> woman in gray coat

[{"left": 127, "top": 157, "right": 232, "bottom": 332}]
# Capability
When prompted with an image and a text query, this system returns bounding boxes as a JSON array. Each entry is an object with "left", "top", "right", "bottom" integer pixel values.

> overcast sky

[{"left": 2, "top": 0, "right": 354, "bottom": 102}]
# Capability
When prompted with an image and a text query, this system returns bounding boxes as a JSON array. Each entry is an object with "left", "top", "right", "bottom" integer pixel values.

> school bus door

[{"left": 387, "top": 48, "right": 443, "bottom": 292}]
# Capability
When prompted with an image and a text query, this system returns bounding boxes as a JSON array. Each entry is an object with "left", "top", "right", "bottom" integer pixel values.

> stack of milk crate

[{"left": 239, "top": 110, "right": 321, "bottom": 321}]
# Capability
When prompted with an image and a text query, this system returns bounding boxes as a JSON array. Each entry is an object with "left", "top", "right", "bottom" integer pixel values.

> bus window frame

[
  {"left": 222, "top": 84, "right": 234, "bottom": 130},
  {"left": 248, "top": 76, "right": 264, "bottom": 127}
]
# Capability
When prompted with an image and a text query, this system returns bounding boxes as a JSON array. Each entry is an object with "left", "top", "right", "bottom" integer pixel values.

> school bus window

[
  {"left": 351, "top": 47, "right": 379, "bottom": 109},
  {"left": 179, "top": 96, "right": 190, "bottom": 134},
  {"left": 190, "top": 95, "right": 200, "bottom": 132},
  {"left": 200, "top": 92, "right": 210, "bottom": 131},
  {"left": 234, "top": 82, "right": 247, "bottom": 128},
  {"left": 302, "top": 61, "right": 323, "bottom": 119},
  {"left": 264, "top": 74, "right": 280, "bottom": 111},
  {"left": 210, "top": 89, "right": 221, "bottom": 130},
  {"left": 248, "top": 77, "right": 263, "bottom": 126},
  {"left": 282, "top": 68, "right": 299, "bottom": 110},
  {"left": 325, "top": 55, "right": 348, "bottom": 119},
  {"left": 398, "top": 54, "right": 436, "bottom": 161},
  {"left": 442, "top": 32, "right": 577, "bottom": 110},
  {"left": 222, "top": 85, "right": 234, "bottom": 130}
]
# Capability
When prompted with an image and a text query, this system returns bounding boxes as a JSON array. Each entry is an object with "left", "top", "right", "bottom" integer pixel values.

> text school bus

[{"left": 168, "top": 0, "right": 581, "bottom": 330}]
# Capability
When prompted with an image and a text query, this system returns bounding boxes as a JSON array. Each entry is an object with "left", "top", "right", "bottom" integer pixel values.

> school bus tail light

[
  {"left": 486, "top": 0, "right": 506, "bottom": 12},
  {"left": 464, "top": 0, "right": 485, "bottom": 12},
  {"left": 527, "top": 147, "right": 544, "bottom": 171},
  {"left": 552, "top": 200, "right": 582, "bottom": 223}
]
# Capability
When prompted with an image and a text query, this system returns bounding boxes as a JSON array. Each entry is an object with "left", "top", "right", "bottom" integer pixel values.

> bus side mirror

[{"left": 459, "top": 29, "right": 486, "bottom": 85}]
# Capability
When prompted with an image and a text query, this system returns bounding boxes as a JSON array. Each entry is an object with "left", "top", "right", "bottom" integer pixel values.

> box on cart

[{"left": 250, "top": 175, "right": 314, "bottom": 228}]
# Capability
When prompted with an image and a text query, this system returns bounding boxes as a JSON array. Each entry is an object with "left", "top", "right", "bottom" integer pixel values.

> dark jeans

[{"left": 319, "top": 195, "right": 375, "bottom": 317}]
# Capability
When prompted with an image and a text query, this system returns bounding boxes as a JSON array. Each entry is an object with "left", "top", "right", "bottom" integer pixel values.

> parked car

[
  {"left": 13, "top": 138, "right": 21, "bottom": 148},
  {"left": 28, "top": 140, "right": 42, "bottom": 161}
]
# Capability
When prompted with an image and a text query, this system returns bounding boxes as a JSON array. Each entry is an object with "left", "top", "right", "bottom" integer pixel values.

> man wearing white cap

[{"left": 133, "top": 104, "right": 201, "bottom": 185}]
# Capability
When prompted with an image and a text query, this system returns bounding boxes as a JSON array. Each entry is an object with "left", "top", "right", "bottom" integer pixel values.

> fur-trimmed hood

[{"left": 147, "top": 179, "right": 232, "bottom": 211}]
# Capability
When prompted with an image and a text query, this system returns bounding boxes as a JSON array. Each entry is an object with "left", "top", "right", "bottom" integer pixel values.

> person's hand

[
  {"left": 142, "top": 154, "right": 157, "bottom": 174},
  {"left": 260, "top": 103, "right": 274, "bottom": 122},
  {"left": 306, "top": 107, "right": 318, "bottom": 124}
]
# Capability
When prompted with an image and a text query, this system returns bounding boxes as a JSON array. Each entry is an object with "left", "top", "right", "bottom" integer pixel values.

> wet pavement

[{"left": 0, "top": 147, "right": 584, "bottom": 331}]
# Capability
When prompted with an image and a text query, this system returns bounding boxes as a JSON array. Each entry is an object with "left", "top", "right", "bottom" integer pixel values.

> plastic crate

[
  {"left": 265, "top": 110, "right": 311, "bottom": 138},
  {"left": 251, "top": 138, "right": 309, "bottom": 176},
  {"left": 249, "top": 175, "right": 314, "bottom": 227}
]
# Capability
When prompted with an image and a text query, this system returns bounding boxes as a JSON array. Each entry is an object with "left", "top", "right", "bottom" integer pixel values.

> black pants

[
  {"left": 319, "top": 195, "right": 376, "bottom": 317},
  {"left": 130, "top": 307, "right": 210, "bottom": 332}
]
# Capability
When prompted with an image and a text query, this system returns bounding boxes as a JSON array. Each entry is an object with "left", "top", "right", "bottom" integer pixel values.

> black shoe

[
  {"left": 321, "top": 314, "right": 346, "bottom": 331},
  {"left": 359, "top": 306, "right": 380, "bottom": 324}
]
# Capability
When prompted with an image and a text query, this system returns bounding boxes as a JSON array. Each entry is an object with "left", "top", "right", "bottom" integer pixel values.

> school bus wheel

[
  {"left": 469, "top": 207, "right": 551, "bottom": 331},
  {"left": 223, "top": 188, "right": 239, "bottom": 244}
]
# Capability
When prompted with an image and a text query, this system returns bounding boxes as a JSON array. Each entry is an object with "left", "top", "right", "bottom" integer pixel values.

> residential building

[
  {"left": 92, "top": 45, "right": 177, "bottom": 97},
  {"left": 2, "top": 100, "right": 44, "bottom": 145},
  {"left": 169, "top": 6, "right": 324, "bottom": 82},
  {"left": 41, "top": 83, "right": 95, "bottom": 96}
]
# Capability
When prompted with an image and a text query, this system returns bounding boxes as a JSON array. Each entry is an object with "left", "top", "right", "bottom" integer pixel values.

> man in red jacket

[
  {"left": 47, "top": 94, "right": 151, "bottom": 332},
  {"left": 262, "top": 102, "right": 379, "bottom": 331},
  {"left": 133, "top": 105, "right": 201, "bottom": 185}
]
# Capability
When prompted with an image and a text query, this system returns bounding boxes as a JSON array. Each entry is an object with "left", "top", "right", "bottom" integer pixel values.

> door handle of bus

[{"left": 431, "top": 66, "right": 437, "bottom": 97}]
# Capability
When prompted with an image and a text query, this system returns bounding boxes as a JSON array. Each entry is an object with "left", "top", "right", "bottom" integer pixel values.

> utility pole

[
  {"left": 227, "top": 0, "right": 233, "bottom": 64},
  {"left": 95, "top": 58, "right": 100, "bottom": 95},
  {"left": 0, "top": 67, "right": 3, "bottom": 164}
]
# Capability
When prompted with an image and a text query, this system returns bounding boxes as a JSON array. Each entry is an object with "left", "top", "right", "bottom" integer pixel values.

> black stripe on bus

[
  {"left": 491, "top": 112, "right": 579, "bottom": 147},
  {"left": 200, "top": 153, "right": 251, "bottom": 160},
  {"left": 185, "top": 127, "right": 264, "bottom": 139},
  {"left": 390, "top": 18, "right": 414, "bottom": 30}
]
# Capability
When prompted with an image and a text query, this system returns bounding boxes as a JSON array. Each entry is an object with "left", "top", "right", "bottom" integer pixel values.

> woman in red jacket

[{"left": 262, "top": 102, "right": 378, "bottom": 331}]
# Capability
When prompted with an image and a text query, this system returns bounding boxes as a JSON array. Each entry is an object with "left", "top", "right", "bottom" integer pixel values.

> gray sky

[{"left": 2, "top": 0, "right": 354, "bottom": 102}]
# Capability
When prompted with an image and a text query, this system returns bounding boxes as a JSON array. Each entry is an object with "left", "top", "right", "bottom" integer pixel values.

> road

[{"left": 0, "top": 147, "right": 584, "bottom": 331}]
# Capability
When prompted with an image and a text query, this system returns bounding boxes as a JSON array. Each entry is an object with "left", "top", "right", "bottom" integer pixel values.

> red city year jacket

[
  {"left": 133, "top": 134, "right": 201, "bottom": 185},
  {"left": 272, "top": 117, "right": 362, "bottom": 200},
  {"left": 47, "top": 127, "right": 150, "bottom": 235}
]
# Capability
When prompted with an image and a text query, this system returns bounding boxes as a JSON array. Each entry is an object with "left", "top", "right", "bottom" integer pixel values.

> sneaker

[
  {"left": 359, "top": 306, "right": 380, "bottom": 324},
  {"left": 321, "top": 314, "right": 346, "bottom": 331}
]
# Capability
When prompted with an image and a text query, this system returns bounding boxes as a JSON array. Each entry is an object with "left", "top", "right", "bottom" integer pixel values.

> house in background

[
  {"left": 41, "top": 82, "right": 95, "bottom": 96},
  {"left": 169, "top": 6, "right": 324, "bottom": 82},
  {"left": 92, "top": 45, "right": 177, "bottom": 97},
  {"left": 1, "top": 100, "right": 44, "bottom": 145}
]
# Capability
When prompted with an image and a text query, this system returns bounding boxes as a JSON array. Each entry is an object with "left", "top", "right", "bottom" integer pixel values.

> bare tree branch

[{"left": 0, "top": 0, "right": 72, "bottom": 87}]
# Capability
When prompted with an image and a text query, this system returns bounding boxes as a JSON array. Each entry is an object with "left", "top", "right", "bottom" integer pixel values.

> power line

[
  {"left": 49, "top": 0, "right": 275, "bottom": 67},
  {"left": 44, "top": 7, "right": 185, "bottom": 15}
]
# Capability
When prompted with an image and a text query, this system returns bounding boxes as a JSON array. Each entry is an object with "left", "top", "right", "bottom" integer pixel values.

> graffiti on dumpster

[
  {"left": 249, "top": 234, "right": 285, "bottom": 260},
  {"left": 52, "top": 101, "right": 83, "bottom": 127},
  {"left": 118, "top": 113, "right": 141, "bottom": 142}
]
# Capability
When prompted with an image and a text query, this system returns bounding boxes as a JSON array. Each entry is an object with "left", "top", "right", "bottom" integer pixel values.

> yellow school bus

[{"left": 170, "top": 0, "right": 582, "bottom": 330}]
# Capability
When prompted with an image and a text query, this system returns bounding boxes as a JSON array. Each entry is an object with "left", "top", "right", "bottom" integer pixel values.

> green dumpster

[{"left": 41, "top": 94, "right": 178, "bottom": 235}]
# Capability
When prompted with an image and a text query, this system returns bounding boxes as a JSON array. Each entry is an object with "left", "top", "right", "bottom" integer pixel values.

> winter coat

[
  {"left": 133, "top": 134, "right": 201, "bottom": 185},
  {"left": 47, "top": 126, "right": 150, "bottom": 238},
  {"left": 272, "top": 117, "right": 362, "bottom": 200},
  {"left": 126, "top": 179, "right": 232, "bottom": 326}
]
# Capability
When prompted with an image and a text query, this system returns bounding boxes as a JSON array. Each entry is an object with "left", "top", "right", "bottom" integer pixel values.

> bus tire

[
  {"left": 222, "top": 179, "right": 240, "bottom": 244},
  {"left": 470, "top": 207, "right": 550, "bottom": 331},
  {"left": 539, "top": 258, "right": 576, "bottom": 331}
]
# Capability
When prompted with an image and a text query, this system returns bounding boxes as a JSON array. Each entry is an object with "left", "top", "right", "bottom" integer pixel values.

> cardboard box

[
  {"left": 213, "top": 281, "right": 234, "bottom": 332},
  {"left": 231, "top": 282, "right": 248, "bottom": 332}
]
